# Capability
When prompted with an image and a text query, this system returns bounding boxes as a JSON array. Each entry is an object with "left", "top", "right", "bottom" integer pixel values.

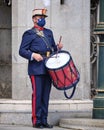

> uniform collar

[{"left": 34, "top": 25, "right": 44, "bottom": 31}]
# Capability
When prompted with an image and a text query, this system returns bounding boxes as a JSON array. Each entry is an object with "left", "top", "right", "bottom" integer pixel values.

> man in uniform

[{"left": 19, "top": 8, "right": 63, "bottom": 128}]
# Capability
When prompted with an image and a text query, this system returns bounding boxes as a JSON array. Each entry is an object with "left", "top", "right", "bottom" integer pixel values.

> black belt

[{"left": 39, "top": 51, "right": 51, "bottom": 57}]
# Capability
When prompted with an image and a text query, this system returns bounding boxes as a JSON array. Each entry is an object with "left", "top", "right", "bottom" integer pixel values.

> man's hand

[
  {"left": 32, "top": 53, "right": 43, "bottom": 62},
  {"left": 57, "top": 43, "right": 63, "bottom": 50}
]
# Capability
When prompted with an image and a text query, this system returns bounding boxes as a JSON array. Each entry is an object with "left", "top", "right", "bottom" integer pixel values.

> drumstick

[
  {"left": 58, "top": 36, "right": 62, "bottom": 51},
  {"left": 56, "top": 36, "right": 62, "bottom": 58},
  {"left": 59, "top": 36, "right": 62, "bottom": 44}
]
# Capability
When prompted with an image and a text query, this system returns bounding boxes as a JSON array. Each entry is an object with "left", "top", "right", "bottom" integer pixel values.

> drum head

[{"left": 45, "top": 51, "right": 70, "bottom": 69}]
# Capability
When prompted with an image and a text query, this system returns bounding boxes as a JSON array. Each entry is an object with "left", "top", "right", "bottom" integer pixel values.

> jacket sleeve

[{"left": 19, "top": 30, "right": 33, "bottom": 60}]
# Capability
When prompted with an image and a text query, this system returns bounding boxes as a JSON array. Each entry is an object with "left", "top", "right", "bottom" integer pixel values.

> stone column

[
  {"left": 50, "top": 0, "right": 90, "bottom": 99},
  {"left": 12, "top": 0, "right": 35, "bottom": 99}
]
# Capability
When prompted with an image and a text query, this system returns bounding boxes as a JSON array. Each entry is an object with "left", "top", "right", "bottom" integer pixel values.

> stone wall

[{"left": 12, "top": 0, "right": 90, "bottom": 100}]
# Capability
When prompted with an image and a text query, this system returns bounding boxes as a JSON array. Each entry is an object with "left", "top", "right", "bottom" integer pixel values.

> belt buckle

[{"left": 46, "top": 51, "right": 50, "bottom": 57}]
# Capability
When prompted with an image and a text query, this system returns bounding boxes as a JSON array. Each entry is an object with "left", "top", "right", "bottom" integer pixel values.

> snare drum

[{"left": 45, "top": 50, "right": 80, "bottom": 99}]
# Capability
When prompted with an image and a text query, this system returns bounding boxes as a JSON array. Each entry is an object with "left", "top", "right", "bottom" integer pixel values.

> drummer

[{"left": 19, "top": 8, "right": 63, "bottom": 128}]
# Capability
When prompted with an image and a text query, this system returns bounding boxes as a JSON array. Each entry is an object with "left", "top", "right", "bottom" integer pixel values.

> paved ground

[{"left": 0, "top": 125, "right": 72, "bottom": 130}]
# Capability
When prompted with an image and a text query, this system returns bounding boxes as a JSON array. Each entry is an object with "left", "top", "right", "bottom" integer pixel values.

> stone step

[
  {"left": 0, "top": 99, "right": 93, "bottom": 112},
  {"left": 59, "top": 118, "right": 104, "bottom": 130},
  {"left": 0, "top": 99, "right": 93, "bottom": 125}
]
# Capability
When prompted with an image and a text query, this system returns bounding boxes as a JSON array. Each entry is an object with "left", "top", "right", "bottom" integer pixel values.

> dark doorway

[{"left": 0, "top": 0, "right": 12, "bottom": 98}]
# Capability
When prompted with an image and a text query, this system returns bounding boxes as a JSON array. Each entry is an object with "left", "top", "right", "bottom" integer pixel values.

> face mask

[{"left": 37, "top": 18, "right": 46, "bottom": 27}]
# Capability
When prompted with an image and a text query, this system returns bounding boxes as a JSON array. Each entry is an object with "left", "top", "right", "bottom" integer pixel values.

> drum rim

[
  {"left": 53, "top": 76, "right": 80, "bottom": 90},
  {"left": 45, "top": 50, "right": 71, "bottom": 70}
]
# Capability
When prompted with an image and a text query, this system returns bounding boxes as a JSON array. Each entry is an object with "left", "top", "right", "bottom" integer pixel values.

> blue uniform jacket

[{"left": 19, "top": 28, "right": 57, "bottom": 75}]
